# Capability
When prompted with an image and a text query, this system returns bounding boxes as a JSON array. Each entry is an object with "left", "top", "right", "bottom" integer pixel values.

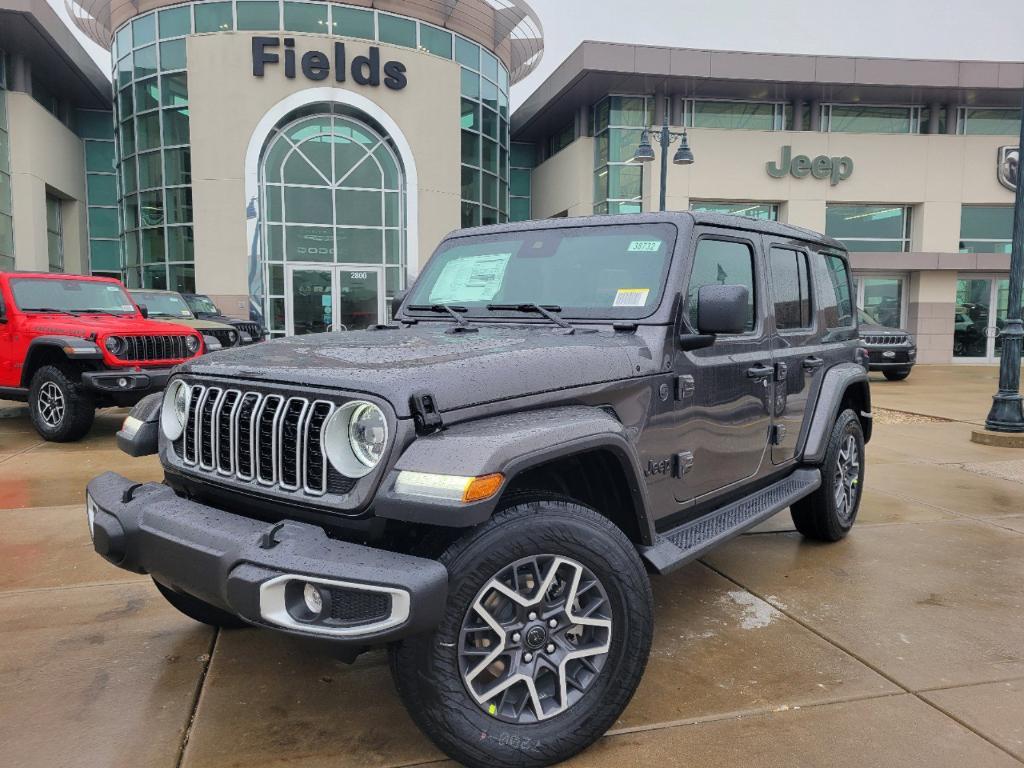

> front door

[{"left": 285, "top": 265, "right": 385, "bottom": 336}]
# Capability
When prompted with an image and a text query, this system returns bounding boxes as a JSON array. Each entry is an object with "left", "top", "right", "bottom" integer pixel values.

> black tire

[
  {"left": 153, "top": 579, "right": 250, "bottom": 629},
  {"left": 389, "top": 498, "right": 653, "bottom": 768},
  {"left": 883, "top": 370, "right": 911, "bottom": 381},
  {"left": 792, "top": 408, "right": 865, "bottom": 542},
  {"left": 28, "top": 365, "right": 95, "bottom": 442}
]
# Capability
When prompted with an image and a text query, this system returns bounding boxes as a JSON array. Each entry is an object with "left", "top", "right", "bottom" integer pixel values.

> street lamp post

[
  {"left": 984, "top": 96, "right": 1024, "bottom": 433},
  {"left": 633, "top": 98, "right": 694, "bottom": 211}
]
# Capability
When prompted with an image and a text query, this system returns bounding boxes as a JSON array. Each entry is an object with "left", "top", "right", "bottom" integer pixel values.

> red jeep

[{"left": 0, "top": 272, "right": 204, "bottom": 441}]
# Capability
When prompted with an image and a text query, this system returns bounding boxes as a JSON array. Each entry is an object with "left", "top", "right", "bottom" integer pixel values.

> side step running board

[{"left": 640, "top": 468, "right": 821, "bottom": 575}]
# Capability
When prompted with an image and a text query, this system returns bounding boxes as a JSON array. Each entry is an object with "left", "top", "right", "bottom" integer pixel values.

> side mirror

[
  {"left": 391, "top": 289, "right": 408, "bottom": 318},
  {"left": 138, "top": 303, "right": 149, "bottom": 319},
  {"left": 696, "top": 284, "right": 749, "bottom": 335}
]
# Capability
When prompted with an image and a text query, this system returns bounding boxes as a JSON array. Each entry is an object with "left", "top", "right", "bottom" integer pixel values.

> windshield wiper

[
  {"left": 22, "top": 307, "right": 80, "bottom": 316},
  {"left": 406, "top": 304, "right": 479, "bottom": 334},
  {"left": 487, "top": 303, "right": 575, "bottom": 333},
  {"left": 81, "top": 308, "right": 126, "bottom": 316}
]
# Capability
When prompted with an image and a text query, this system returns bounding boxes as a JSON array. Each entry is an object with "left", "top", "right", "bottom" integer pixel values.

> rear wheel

[
  {"left": 883, "top": 370, "right": 911, "bottom": 381},
  {"left": 792, "top": 408, "right": 865, "bottom": 541},
  {"left": 389, "top": 498, "right": 653, "bottom": 768},
  {"left": 28, "top": 365, "right": 95, "bottom": 442},
  {"left": 153, "top": 579, "right": 250, "bottom": 629}
]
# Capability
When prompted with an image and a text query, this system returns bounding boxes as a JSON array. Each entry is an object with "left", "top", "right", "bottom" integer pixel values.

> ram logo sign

[{"left": 997, "top": 146, "right": 1019, "bottom": 192}]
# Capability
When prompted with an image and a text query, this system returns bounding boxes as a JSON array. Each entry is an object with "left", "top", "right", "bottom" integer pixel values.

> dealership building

[{"left": 0, "top": 0, "right": 1021, "bottom": 363}]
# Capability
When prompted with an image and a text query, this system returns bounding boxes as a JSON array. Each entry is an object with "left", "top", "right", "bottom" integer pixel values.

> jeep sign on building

[{"left": 1, "top": 0, "right": 1022, "bottom": 363}]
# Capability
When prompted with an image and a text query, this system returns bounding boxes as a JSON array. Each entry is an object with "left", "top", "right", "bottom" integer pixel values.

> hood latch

[{"left": 410, "top": 392, "right": 443, "bottom": 435}]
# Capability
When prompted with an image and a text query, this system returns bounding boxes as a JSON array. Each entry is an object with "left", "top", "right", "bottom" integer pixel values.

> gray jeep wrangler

[{"left": 86, "top": 212, "right": 871, "bottom": 768}]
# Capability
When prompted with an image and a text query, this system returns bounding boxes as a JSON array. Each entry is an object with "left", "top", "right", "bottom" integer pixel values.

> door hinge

[
  {"left": 770, "top": 424, "right": 787, "bottom": 445},
  {"left": 410, "top": 392, "right": 443, "bottom": 435},
  {"left": 674, "top": 451, "right": 694, "bottom": 477},
  {"left": 675, "top": 374, "right": 695, "bottom": 401},
  {"left": 775, "top": 361, "right": 788, "bottom": 382}
]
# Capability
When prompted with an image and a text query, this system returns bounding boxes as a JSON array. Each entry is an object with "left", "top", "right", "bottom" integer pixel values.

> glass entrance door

[
  {"left": 286, "top": 265, "right": 384, "bottom": 336},
  {"left": 954, "top": 276, "right": 1022, "bottom": 362}
]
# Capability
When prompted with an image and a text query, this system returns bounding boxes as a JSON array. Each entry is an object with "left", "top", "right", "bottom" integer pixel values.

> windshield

[
  {"left": 405, "top": 223, "right": 678, "bottom": 320},
  {"left": 11, "top": 278, "right": 137, "bottom": 315},
  {"left": 131, "top": 291, "right": 195, "bottom": 318},
  {"left": 185, "top": 295, "right": 220, "bottom": 315}
]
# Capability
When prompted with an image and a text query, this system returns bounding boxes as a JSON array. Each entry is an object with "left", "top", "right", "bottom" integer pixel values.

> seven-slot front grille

[
  {"left": 114, "top": 334, "right": 192, "bottom": 361},
  {"left": 207, "top": 329, "right": 238, "bottom": 347},
  {"left": 862, "top": 334, "right": 908, "bottom": 346},
  {"left": 179, "top": 384, "right": 340, "bottom": 496},
  {"left": 236, "top": 322, "right": 262, "bottom": 340}
]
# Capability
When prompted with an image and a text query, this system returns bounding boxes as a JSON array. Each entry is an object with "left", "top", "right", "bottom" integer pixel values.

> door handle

[
  {"left": 802, "top": 356, "right": 824, "bottom": 371},
  {"left": 746, "top": 363, "right": 773, "bottom": 379}
]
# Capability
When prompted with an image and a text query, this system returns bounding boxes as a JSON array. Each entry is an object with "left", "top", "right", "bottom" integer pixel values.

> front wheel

[
  {"left": 28, "top": 365, "right": 95, "bottom": 442},
  {"left": 389, "top": 498, "right": 653, "bottom": 768},
  {"left": 792, "top": 408, "right": 865, "bottom": 541}
]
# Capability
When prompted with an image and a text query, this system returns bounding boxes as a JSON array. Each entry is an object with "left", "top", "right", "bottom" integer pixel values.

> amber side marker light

[{"left": 394, "top": 471, "right": 505, "bottom": 503}]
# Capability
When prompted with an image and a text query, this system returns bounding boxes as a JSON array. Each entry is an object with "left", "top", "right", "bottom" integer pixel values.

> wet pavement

[{"left": 1, "top": 366, "right": 1022, "bottom": 767}]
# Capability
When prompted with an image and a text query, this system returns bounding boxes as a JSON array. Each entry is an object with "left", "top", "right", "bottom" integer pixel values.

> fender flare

[
  {"left": 21, "top": 336, "right": 103, "bottom": 385},
  {"left": 801, "top": 363, "right": 872, "bottom": 465},
  {"left": 374, "top": 405, "right": 656, "bottom": 544}
]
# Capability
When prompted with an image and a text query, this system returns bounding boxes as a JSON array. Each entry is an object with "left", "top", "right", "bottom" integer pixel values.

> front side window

[
  {"left": 690, "top": 201, "right": 778, "bottom": 221},
  {"left": 960, "top": 205, "right": 1013, "bottom": 254},
  {"left": 813, "top": 252, "right": 854, "bottom": 329},
  {"left": 769, "top": 248, "right": 812, "bottom": 330},
  {"left": 11, "top": 278, "right": 137, "bottom": 314},
  {"left": 130, "top": 290, "right": 193, "bottom": 318},
  {"left": 405, "top": 223, "right": 677, "bottom": 320},
  {"left": 825, "top": 204, "right": 912, "bottom": 252},
  {"left": 686, "top": 239, "right": 756, "bottom": 333}
]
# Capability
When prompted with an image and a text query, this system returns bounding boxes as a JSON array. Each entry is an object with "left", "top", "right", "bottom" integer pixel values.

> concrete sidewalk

[{"left": 1, "top": 367, "right": 1022, "bottom": 767}]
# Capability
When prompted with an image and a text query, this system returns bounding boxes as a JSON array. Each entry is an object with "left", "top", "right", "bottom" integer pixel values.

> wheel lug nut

[
  {"left": 511, "top": 632, "right": 521, "bottom": 643},
  {"left": 548, "top": 618, "right": 557, "bottom": 628},
  {"left": 523, "top": 652, "right": 533, "bottom": 662},
  {"left": 546, "top": 643, "right": 555, "bottom": 653},
  {"left": 528, "top": 612, "right": 537, "bottom": 621}
]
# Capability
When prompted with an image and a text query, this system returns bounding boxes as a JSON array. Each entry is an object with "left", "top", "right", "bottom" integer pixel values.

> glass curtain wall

[
  {"left": 825, "top": 204, "right": 912, "bottom": 252},
  {"left": 820, "top": 104, "right": 924, "bottom": 133},
  {"left": 75, "top": 109, "right": 121, "bottom": 277},
  {"left": 690, "top": 201, "right": 778, "bottom": 220},
  {"left": 960, "top": 205, "right": 1013, "bottom": 254},
  {"left": 854, "top": 276, "right": 905, "bottom": 328},
  {"left": 509, "top": 142, "right": 534, "bottom": 222},
  {"left": 593, "top": 96, "right": 651, "bottom": 215},
  {"left": 0, "top": 52, "right": 13, "bottom": 270},
  {"left": 683, "top": 100, "right": 786, "bottom": 131},
  {"left": 45, "top": 195, "right": 63, "bottom": 272},
  {"left": 957, "top": 108, "right": 1022, "bottom": 136}
]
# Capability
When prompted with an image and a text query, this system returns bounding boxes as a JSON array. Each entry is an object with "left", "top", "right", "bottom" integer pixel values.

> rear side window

[
  {"left": 813, "top": 250, "right": 855, "bottom": 329},
  {"left": 687, "top": 238, "right": 756, "bottom": 333},
  {"left": 769, "top": 247, "right": 812, "bottom": 330}
]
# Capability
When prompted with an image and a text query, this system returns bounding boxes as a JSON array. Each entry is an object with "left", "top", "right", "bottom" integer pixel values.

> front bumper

[
  {"left": 865, "top": 347, "right": 916, "bottom": 371},
  {"left": 81, "top": 368, "right": 172, "bottom": 395},
  {"left": 86, "top": 472, "right": 448, "bottom": 644}
]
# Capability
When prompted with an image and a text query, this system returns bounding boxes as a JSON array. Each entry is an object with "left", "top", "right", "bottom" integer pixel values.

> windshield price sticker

[
  {"left": 627, "top": 240, "right": 662, "bottom": 253},
  {"left": 613, "top": 288, "right": 650, "bottom": 308},
  {"left": 429, "top": 253, "right": 511, "bottom": 304}
]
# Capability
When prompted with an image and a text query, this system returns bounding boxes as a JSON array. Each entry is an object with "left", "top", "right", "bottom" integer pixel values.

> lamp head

[
  {"left": 632, "top": 131, "right": 655, "bottom": 163},
  {"left": 673, "top": 131, "right": 694, "bottom": 165}
]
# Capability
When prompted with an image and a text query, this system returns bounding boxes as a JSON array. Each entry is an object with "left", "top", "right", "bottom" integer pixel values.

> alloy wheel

[
  {"left": 834, "top": 433, "right": 860, "bottom": 524},
  {"left": 37, "top": 381, "right": 66, "bottom": 428},
  {"left": 457, "top": 554, "right": 612, "bottom": 724}
]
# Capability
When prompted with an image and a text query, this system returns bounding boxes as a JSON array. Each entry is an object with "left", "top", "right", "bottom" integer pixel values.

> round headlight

[
  {"left": 161, "top": 379, "right": 190, "bottom": 441},
  {"left": 104, "top": 336, "right": 125, "bottom": 356},
  {"left": 323, "top": 401, "right": 388, "bottom": 479},
  {"left": 185, "top": 335, "right": 200, "bottom": 354}
]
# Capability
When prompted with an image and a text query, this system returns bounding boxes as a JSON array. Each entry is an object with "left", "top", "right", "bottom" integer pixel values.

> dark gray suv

[{"left": 87, "top": 212, "right": 871, "bottom": 768}]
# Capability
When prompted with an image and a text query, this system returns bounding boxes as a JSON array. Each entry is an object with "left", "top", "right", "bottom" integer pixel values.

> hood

[
  {"left": 859, "top": 321, "right": 908, "bottom": 336},
  {"left": 179, "top": 323, "right": 659, "bottom": 416},
  {"left": 153, "top": 317, "right": 236, "bottom": 331},
  {"left": 23, "top": 312, "right": 201, "bottom": 338}
]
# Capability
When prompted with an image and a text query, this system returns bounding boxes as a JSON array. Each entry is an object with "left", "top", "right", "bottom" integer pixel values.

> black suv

[
  {"left": 858, "top": 309, "right": 916, "bottom": 381},
  {"left": 181, "top": 293, "right": 266, "bottom": 343},
  {"left": 87, "top": 213, "right": 871, "bottom": 768}
]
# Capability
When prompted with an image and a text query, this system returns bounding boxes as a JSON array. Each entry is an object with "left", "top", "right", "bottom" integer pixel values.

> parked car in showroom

[
  {"left": 88, "top": 213, "right": 871, "bottom": 767},
  {"left": 181, "top": 293, "right": 265, "bottom": 343},
  {"left": 130, "top": 289, "right": 242, "bottom": 351},
  {"left": 858, "top": 308, "right": 917, "bottom": 381},
  {"left": 0, "top": 272, "right": 204, "bottom": 441}
]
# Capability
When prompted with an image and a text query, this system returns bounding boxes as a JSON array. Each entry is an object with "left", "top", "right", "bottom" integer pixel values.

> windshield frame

[
  {"left": 401, "top": 222, "right": 681, "bottom": 323},
  {"left": 131, "top": 290, "right": 196, "bottom": 319},
  {"left": 10, "top": 277, "right": 139, "bottom": 316}
]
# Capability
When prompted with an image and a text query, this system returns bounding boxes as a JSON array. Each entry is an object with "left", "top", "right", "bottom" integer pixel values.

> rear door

[
  {"left": 672, "top": 230, "right": 773, "bottom": 503},
  {"left": 764, "top": 240, "right": 820, "bottom": 464}
]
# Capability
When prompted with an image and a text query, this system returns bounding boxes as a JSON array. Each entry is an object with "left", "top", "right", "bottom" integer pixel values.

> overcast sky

[{"left": 52, "top": 0, "right": 1024, "bottom": 109}]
